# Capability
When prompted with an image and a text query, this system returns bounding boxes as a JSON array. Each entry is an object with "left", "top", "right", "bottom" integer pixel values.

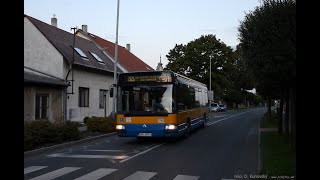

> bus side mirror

[{"left": 110, "top": 88, "right": 113, "bottom": 97}]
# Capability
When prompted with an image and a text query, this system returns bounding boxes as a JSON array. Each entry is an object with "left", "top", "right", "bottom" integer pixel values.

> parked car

[
  {"left": 211, "top": 103, "right": 220, "bottom": 112},
  {"left": 218, "top": 104, "right": 227, "bottom": 112}
]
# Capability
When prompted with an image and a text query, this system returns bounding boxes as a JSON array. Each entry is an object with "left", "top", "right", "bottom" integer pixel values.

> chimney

[
  {"left": 82, "top": 25, "right": 88, "bottom": 33},
  {"left": 51, "top": 14, "right": 57, "bottom": 27},
  {"left": 126, "top": 44, "right": 131, "bottom": 52}
]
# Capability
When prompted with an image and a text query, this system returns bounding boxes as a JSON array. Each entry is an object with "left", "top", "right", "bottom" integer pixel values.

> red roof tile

[{"left": 88, "top": 33, "right": 154, "bottom": 72}]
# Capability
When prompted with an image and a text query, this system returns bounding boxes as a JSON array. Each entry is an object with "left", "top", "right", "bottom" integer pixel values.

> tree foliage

[
  {"left": 238, "top": 0, "right": 296, "bottom": 95},
  {"left": 165, "top": 34, "right": 235, "bottom": 99}
]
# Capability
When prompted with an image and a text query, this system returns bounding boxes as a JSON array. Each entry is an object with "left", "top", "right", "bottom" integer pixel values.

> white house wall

[
  {"left": 66, "top": 68, "right": 114, "bottom": 122},
  {"left": 24, "top": 17, "right": 64, "bottom": 79}
]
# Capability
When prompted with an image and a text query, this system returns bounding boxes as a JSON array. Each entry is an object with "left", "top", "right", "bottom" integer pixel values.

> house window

[
  {"left": 74, "top": 47, "right": 89, "bottom": 60},
  {"left": 79, "top": 87, "right": 89, "bottom": 107},
  {"left": 90, "top": 52, "right": 105, "bottom": 64},
  {"left": 99, "top": 89, "right": 108, "bottom": 109},
  {"left": 35, "top": 94, "right": 49, "bottom": 119}
]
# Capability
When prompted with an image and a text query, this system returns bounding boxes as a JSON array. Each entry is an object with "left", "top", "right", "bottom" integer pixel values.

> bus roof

[{"left": 118, "top": 70, "right": 207, "bottom": 89}]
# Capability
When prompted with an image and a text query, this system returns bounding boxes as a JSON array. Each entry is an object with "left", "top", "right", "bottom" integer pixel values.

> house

[
  {"left": 24, "top": 15, "right": 123, "bottom": 123},
  {"left": 24, "top": 67, "right": 68, "bottom": 124},
  {"left": 76, "top": 28, "right": 154, "bottom": 72}
]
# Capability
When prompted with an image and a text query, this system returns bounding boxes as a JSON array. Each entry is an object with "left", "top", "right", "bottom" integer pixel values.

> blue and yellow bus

[{"left": 115, "top": 70, "right": 208, "bottom": 138}]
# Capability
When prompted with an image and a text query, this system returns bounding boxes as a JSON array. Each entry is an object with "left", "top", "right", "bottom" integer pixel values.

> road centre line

[
  {"left": 207, "top": 109, "right": 258, "bottom": 126},
  {"left": 85, "top": 149, "right": 125, "bottom": 152},
  {"left": 119, "top": 143, "right": 166, "bottom": 163}
]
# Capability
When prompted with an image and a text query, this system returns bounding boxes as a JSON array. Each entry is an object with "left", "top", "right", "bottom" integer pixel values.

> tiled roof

[
  {"left": 87, "top": 32, "right": 154, "bottom": 72},
  {"left": 25, "top": 15, "right": 122, "bottom": 74}
]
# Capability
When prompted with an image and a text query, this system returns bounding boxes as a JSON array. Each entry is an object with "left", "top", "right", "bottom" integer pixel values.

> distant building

[{"left": 156, "top": 55, "right": 163, "bottom": 71}]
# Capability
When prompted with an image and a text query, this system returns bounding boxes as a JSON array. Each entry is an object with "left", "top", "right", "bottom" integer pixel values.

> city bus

[{"left": 115, "top": 70, "right": 208, "bottom": 138}]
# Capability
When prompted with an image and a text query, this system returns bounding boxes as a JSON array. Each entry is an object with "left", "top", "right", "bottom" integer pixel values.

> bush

[
  {"left": 24, "top": 126, "right": 34, "bottom": 151},
  {"left": 24, "top": 120, "right": 80, "bottom": 151},
  {"left": 83, "top": 116, "right": 90, "bottom": 125},
  {"left": 86, "top": 116, "right": 116, "bottom": 133},
  {"left": 24, "top": 120, "right": 59, "bottom": 151},
  {"left": 57, "top": 121, "right": 80, "bottom": 142}
]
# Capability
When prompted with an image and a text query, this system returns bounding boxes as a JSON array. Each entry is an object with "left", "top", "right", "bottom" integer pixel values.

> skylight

[
  {"left": 90, "top": 52, "right": 104, "bottom": 64},
  {"left": 74, "top": 47, "right": 88, "bottom": 60}
]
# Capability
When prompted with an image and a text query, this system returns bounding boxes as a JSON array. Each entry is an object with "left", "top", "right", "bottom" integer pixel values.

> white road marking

[
  {"left": 207, "top": 109, "right": 258, "bottom": 126},
  {"left": 73, "top": 168, "right": 117, "bottom": 180},
  {"left": 29, "top": 167, "right": 81, "bottom": 180},
  {"left": 214, "top": 115, "right": 231, "bottom": 118},
  {"left": 123, "top": 171, "right": 157, "bottom": 180},
  {"left": 173, "top": 174, "right": 199, "bottom": 180},
  {"left": 47, "top": 153, "right": 128, "bottom": 160},
  {"left": 24, "top": 166, "right": 47, "bottom": 174},
  {"left": 120, "top": 143, "right": 166, "bottom": 163},
  {"left": 85, "top": 149, "right": 125, "bottom": 152}
]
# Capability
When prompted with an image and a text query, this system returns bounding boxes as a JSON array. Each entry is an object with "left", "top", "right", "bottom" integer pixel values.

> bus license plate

[{"left": 138, "top": 133, "right": 152, "bottom": 137}]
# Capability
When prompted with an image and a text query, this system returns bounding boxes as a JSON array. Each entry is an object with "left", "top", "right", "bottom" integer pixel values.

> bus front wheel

[
  {"left": 201, "top": 114, "right": 206, "bottom": 128},
  {"left": 184, "top": 121, "right": 191, "bottom": 138}
]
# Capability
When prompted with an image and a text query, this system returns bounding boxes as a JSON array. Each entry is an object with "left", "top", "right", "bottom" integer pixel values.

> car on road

[
  {"left": 211, "top": 103, "right": 220, "bottom": 112},
  {"left": 218, "top": 104, "right": 227, "bottom": 112}
]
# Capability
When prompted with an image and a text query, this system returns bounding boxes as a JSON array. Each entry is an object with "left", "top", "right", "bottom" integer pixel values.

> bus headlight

[
  {"left": 165, "top": 124, "right": 177, "bottom": 130},
  {"left": 116, "top": 125, "right": 125, "bottom": 130}
]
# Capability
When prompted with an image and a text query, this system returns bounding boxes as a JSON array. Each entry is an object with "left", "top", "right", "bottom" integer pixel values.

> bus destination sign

[{"left": 126, "top": 73, "right": 172, "bottom": 83}]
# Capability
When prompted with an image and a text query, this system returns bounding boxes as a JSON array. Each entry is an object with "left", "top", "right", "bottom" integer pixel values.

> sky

[{"left": 24, "top": 0, "right": 260, "bottom": 70}]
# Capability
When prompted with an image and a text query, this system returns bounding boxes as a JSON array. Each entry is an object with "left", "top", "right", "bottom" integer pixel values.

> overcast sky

[{"left": 24, "top": 0, "right": 260, "bottom": 70}]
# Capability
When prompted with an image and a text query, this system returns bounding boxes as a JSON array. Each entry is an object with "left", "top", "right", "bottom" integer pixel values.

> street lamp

[{"left": 113, "top": 0, "right": 120, "bottom": 119}]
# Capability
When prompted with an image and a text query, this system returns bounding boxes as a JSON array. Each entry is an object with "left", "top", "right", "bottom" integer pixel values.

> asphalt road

[{"left": 24, "top": 107, "right": 267, "bottom": 180}]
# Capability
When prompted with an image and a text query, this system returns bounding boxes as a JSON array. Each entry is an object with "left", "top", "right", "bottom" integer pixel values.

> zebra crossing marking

[
  {"left": 29, "top": 167, "right": 81, "bottom": 180},
  {"left": 122, "top": 171, "right": 157, "bottom": 180},
  {"left": 173, "top": 174, "right": 199, "bottom": 180},
  {"left": 25, "top": 165, "right": 201, "bottom": 180},
  {"left": 24, "top": 166, "right": 47, "bottom": 174},
  {"left": 73, "top": 168, "right": 118, "bottom": 180}
]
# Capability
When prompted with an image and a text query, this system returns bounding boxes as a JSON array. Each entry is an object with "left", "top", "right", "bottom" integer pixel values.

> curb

[{"left": 24, "top": 132, "right": 117, "bottom": 159}]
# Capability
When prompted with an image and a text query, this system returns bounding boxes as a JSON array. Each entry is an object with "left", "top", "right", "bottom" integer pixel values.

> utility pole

[
  {"left": 65, "top": 26, "right": 77, "bottom": 122},
  {"left": 113, "top": 0, "right": 120, "bottom": 120},
  {"left": 70, "top": 27, "right": 77, "bottom": 95}
]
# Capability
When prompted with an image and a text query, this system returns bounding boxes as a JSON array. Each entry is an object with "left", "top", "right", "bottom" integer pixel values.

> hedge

[
  {"left": 24, "top": 120, "right": 80, "bottom": 151},
  {"left": 86, "top": 116, "right": 116, "bottom": 133}
]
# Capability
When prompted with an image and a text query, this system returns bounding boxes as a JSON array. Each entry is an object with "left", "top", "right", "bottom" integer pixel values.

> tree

[
  {"left": 165, "top": 34, "right": 236, "bottom": 100},
  {"left": 238, "top": 0, "right": 296, "bottom": 150},
  {"left": 224, "top": 89, "right": 242, "bottom": 109},
  {"left": 222, "top": 44, "right": 255, "bottom": 108}
]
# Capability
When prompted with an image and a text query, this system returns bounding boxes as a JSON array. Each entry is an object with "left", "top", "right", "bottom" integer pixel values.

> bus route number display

[{"left": 126, "top": 73, "right": 172, "bottom": 83}]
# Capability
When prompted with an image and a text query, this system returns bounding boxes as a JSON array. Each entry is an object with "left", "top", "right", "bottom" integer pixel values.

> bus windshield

[{"left": 118, "top": 84, "right": 173, "bottom": 115}]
